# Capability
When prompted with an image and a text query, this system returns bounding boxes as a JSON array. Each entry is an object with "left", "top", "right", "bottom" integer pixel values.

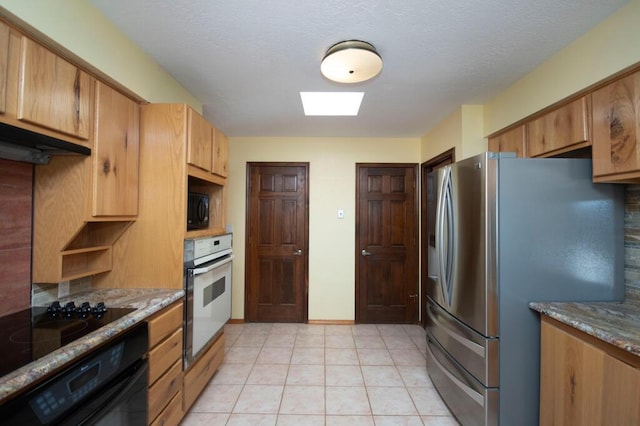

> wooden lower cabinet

[
  {"left": 183, "top": 333, "right": 225, "bottom": 412},
  {"left": 151, "top": 391, "right": 183, "bottom": 426},
  {"left": 146, "top": 302, "right": 184, "bottom": 425},
  {"left": 539, "top": 316, "right": 640, "bottom": 425}
]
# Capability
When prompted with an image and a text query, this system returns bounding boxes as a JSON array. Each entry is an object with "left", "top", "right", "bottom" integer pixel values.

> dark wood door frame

[
  {"left": 420, "top": 148, "right": 455, "bottom": 328},
  {"left": 244, "top": 162, "right": 309, "bottom": 322},
  {"left": 355, "top": 163, "right": 419, "bottom": 324}
]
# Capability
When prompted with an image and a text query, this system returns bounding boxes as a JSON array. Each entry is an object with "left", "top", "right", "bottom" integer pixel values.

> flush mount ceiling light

[{"left": 320, "top": 40, "right": 383, "bottom": 83}]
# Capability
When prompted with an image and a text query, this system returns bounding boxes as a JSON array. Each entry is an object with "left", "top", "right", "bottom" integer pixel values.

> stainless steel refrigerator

[{"left": 425, "top": 152, "right": 624, "bottom": 425}]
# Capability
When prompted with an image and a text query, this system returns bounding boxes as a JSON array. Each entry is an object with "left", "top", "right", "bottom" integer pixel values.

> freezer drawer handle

[
  {"left": 429, "top": 306, "right": 485, "bottom": 357},
  {"left": 427, "top": 339, "right": 484, "bottom": 407}
]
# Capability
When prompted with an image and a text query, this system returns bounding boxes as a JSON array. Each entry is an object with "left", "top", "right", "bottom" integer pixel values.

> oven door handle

[{"left": 193, "top": 255, "right": 234, "bottom": 275}]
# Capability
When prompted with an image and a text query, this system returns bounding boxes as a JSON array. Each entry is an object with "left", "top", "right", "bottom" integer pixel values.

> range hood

[{"left": 0, "top": 122, "right": 91, "bottom": 164}]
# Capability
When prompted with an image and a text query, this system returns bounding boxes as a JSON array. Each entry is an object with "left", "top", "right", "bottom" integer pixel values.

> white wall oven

[{"left": 183, "top": 234, "right": 232, "bottom": 369}]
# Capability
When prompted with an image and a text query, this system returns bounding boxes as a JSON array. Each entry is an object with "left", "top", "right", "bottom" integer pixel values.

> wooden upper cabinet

[
  {"left": 592, "top": 70, "right": 640, "bottom": 181},
  {"left": 0, "top": 21, "right": 9, "bottom": 114},
  {"left": 92, "top": 81, "right": 139, "bottom": 217},
  {"left": 187, "top": 108, "right": 213, "bottom": 172},
  {"left": 527, "top": 96, "right": 590, "bottom": 157},
  {"left": 212, "top": 127, "right": 228, "bottom": 177},
  {"left": 488, "top": 125, "right": 526, "bottom": 157},
  {"left": 17, "top": 37, "right": 92, "bottom": 140}
]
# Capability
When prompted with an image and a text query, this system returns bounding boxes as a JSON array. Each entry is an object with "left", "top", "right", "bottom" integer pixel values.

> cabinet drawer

[
  {"left": 149, "top": 328, "right": 183, "bottom": 385},
  {"left": 150, "top": 390, "right": 183, "bottom": 426},
  {"left": 148, "top": 302, "right": 183, "bottom": 348},
  {"left": 148, "top": 360, "right": 182, "bottom": 423},
  {"left": 183, "top": 333, "right": 225, "bottom": 410}
]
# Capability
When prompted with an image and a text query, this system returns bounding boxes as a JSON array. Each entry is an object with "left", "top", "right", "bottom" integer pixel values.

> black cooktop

[{"left": 0, "top": 302, "right": 136, "bottom": 377}]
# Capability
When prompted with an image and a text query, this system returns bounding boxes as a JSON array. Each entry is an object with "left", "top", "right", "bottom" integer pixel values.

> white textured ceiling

[{"left": 90, "top": 0, "right": 627, "bottom": 138}]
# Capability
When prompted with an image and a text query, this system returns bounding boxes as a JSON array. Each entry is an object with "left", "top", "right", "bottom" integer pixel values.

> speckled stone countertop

[
  {"left": 530, "top": 292, "right": 640, "bottom": 357},
  {"left": 0, "top": 288, "right": 183, "bottom": 402}
]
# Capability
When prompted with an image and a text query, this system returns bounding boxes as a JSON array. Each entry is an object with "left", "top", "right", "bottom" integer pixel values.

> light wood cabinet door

[
  {"left": 92, "top": 81, "right": 139, "bottom": 217},
  {"left": 527, "top": 96, "right": 590, "bottom": 157},
  {"left": 187, "top": 108, "right": 212, "bottom": 172},
  {"left": 0, "top": 21, "right": 9, "bottom": 114},
  {"left": 592, "top": 70, "right": 640, "bottom": 180},
  {"left": 17, "top": 37, "right": 91, "bottom": 140},
  {"left": 540, "top": 318, "right": 640, "bottom": 425},
  {"left": 213, "top": 127, "right": 228, "bottom": 177},
  {"left": 488, "top": 125, "right": 526, "bottom": 157}
]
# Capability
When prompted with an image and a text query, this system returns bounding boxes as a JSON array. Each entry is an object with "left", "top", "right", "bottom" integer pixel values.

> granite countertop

[
  {"left": 0, "top": 288, "right": 184, "bottom": 402},
  {"left": 530, "top": 295, "right": 640, "bottom": 357}
]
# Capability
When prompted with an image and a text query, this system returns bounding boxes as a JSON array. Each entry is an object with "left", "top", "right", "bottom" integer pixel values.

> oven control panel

[
  {"left": 184, "top": 233, "right": 232, "bottom": 262},
  {"left": 28, "top": 342, "right": 125, "bottom": 423}
]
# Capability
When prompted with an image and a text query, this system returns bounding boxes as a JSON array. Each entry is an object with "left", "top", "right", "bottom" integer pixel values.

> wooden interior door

[
  {"left": 420, "top": 149, "right": 455, "bottom": 328},
  {"left": 356, "top": 164, "right": 418, "bottom": 324},
  {"left": 245, "top": 163, "right": 309, "bottom": 322}
]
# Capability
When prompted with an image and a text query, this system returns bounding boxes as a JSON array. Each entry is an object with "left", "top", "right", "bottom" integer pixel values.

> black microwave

[{"left": 187, "top": 192, "right": 209, "bottom": 230}]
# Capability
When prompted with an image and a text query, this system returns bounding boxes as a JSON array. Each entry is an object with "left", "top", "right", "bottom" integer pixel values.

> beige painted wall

[
  {"left": 484, "top": 0, "right": 640, "bottom": 135},
  {"left": 420, "top": 105, "right": 486, "bottom": 163},
  {"left": 0, "top": 0, "right": 202, "bottom": 111},
  {"left": 227, "top": 137, "right": 420, "bottom": 320}
]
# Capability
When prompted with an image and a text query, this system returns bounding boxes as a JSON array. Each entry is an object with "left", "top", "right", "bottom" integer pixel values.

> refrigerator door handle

[
  {"left": 438, "top": 166, "right": 454, "bottom": 306},
  {"left": 444, "top": 169, "right": 454, "bottom": 302},
  {"left": 435, "top": 168, "right": 447, "bottom": 302}
]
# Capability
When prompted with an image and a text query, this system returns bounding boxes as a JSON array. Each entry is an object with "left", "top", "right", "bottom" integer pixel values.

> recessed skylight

[{"left": 300, "top": 92, "right": 364, "bottom": 116}]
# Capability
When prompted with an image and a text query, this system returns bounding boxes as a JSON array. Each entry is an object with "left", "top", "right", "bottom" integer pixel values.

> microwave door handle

[{"left": 193, "top": 255, "right": 234, "bottom": 275}]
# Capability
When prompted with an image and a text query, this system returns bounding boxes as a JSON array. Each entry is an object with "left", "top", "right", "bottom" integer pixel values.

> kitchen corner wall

[{"left": 0, "top": 159, "right": 33, "bottom": 315}]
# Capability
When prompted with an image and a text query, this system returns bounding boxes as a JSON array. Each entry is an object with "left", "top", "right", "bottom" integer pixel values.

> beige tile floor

[{"left": 181, "top": 323, "right": 459, "bottom": 425}]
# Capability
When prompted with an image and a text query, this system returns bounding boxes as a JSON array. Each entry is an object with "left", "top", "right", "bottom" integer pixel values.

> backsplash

[
  {"left": 0, "top": 159, "right": 33, "bottom": 315},
  {"left": 624, "top": 184, "right": 640, "bottom": 300}
]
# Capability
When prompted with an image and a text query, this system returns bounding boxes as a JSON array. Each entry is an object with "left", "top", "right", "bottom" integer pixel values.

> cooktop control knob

[
  {"left": 92, "top": 302, "right": 107, "bottom": 319},
  {"left": 93, "top": 302, "right": 107, "bottom": 313},
  {"left": 78, "top": 301, "right": 92, "bottom": 319},
  {"left": 62, "top": 301, "right": 76, "bottom": 318},
  {"left": 47, "top": 301, "right": 62, "bottom": 317}
]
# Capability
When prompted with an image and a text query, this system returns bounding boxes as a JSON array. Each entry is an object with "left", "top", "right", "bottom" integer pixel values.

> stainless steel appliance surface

[
  {"left": 183, "top": 233, "right": 233, "bottom": 369},
  {"left": 0, "top": 321, "right": 148, "bottom": 425},
  {"left": 426, "top": 152, "right": 624, "bottom": 426}
]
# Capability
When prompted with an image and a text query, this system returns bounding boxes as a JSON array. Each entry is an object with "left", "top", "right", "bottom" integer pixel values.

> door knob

[
  {"left": 361, "top": 249, "right": 372, "bottom": 256},
  {"left": 293, "top": 249, "right": 303, "bottom": 256},
  {"left": 409, "top": 294, "right": 418, "bottom": 299}
]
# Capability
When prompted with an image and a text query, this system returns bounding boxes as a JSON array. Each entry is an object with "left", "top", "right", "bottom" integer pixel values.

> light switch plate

[{"left": 337, "top": 208, "right": 344, "bottom": 219}]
